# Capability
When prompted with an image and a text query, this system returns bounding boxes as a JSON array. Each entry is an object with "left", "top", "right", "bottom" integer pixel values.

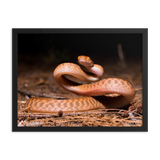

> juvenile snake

[{"left": 25, "top": 55, "right": 135, "bottom": 113}]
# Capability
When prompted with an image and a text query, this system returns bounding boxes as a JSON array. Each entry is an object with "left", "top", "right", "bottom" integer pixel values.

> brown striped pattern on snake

[{"left": 25, "top": 56, "right": 135, "bottom": 113}]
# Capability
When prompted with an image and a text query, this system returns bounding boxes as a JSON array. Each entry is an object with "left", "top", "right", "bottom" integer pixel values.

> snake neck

[{"left": 87, "top": 64, "right": 104, "bottom": 81}]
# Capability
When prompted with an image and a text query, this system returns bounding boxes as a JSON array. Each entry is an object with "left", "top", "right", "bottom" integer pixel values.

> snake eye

[{"left": 87, "top": 57, "right": 90, "bottom": 61}]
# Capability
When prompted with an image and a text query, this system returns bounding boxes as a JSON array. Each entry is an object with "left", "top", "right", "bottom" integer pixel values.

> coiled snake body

[{"left": 25, "top": 56, "right": 135, "bottom": 113}]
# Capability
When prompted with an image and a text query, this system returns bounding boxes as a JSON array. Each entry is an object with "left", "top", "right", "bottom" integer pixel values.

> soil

[{"left": 17, "top": 55, "right": 142, "bottom": 127}]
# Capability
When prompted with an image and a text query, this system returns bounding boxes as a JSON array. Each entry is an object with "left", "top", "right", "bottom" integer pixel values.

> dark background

[{"left": 18, "top": 33, "right": 142, "bottom": 66}]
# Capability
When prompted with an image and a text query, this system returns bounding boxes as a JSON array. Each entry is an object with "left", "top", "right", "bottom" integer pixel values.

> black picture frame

[{"left": 9, "top": 26, "right": 150, "bottom": 134}]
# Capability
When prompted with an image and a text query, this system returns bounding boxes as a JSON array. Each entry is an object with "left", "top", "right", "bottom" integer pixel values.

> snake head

[{"left": 78, "top": 55, "right": 94, "bottom": 68}]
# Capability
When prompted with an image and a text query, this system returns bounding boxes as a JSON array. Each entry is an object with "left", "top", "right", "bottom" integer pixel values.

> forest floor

[{"left": 17, "top": 55, "right": 142, "bottom": 127}]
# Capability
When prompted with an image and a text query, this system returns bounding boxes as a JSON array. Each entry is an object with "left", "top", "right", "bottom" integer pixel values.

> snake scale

[{"left": 25, "top": 55, "right": 135, "bottom": 113}]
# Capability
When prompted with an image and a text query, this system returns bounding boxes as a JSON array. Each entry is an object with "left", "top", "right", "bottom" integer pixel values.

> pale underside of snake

[{"left": 25, "top": 56, "right": 135, "bottom": 113}]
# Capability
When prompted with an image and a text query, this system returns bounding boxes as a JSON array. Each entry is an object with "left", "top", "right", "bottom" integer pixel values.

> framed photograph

[{"left": 12, "top": 28, "right": 148, "bottom": 131}]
